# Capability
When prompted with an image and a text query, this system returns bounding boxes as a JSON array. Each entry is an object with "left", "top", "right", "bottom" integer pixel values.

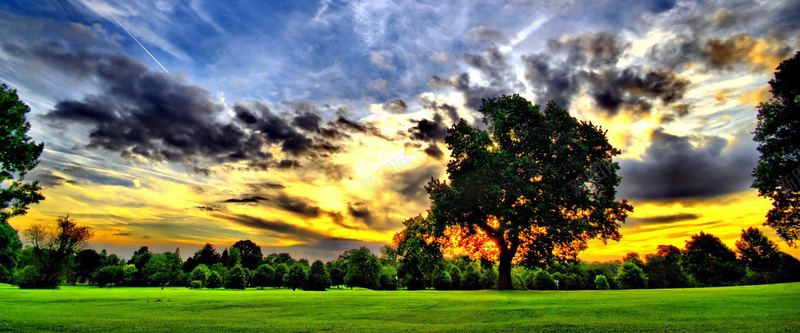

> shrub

[
  {"left": 530, "top": 269, "right": 557, "bottom": 290},
  {"left": 461, "top": 266, "right": 482, "bottom": 290},
  {"left": 432, "top": 269, "right": 452, "bottom": 290},
  {"left": 594, "top": 275, "right": 610, "bottom": 290},
  {"left": 190, "top": 280, "right": 203, "bottom": 289},
  {"left": 206, "top": 271, "right": 222, "bottom": 289},
  {"left": 226, "top": 266, "right": 248, "bottom": 289},
  {"left": 449, "top": 266, "right": 462, "bottom": 290},
  {"left": 190, "top": 264, "right": 210, "bottom": 284},
  {"left": 305, "top": 260, "right": 331, "bottom": 291},
  {"left": 615, "top": 262, "right": 647, "bottom": 289},
  {"left": 251, "top": 264, "right": 275, "bottom": 289},
  {"left": 512, "top": 273, "right": 526, "bottom": 290},
  {"left": 564, "top": 273, "right": 585, "bottom": 290},
  {"left": 379, "top": 272, "right": 398, "bottom": 290},
  {"left": 480, "top": 266, "right": 497, "bottom": 289},
  {"left": 92, "top": 265, "right": 122, "bottom": 288},
  {"left": 284, "top": 263, "right": 307, "bottom": 291},
  {"left": 15, "top": 265, "right": 44, "bottom": 289}
]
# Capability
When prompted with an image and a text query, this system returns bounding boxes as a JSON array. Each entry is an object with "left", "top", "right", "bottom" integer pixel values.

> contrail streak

[{"left": 108, "top": 11, "right": 175, "bottom": 81}]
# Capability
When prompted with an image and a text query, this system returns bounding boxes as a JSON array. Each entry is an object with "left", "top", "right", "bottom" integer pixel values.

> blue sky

[{"left": 1, "top": 0, "right": 798, "bottom": 261}]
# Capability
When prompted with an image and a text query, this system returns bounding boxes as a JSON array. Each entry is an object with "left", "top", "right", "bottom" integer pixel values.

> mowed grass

[{"left": 1, "top": 283, "right": 799, "bottom": 332}]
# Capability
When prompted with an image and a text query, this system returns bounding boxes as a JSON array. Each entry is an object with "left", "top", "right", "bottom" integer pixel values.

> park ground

[{"left": 1, "top": 283, "right": 798, "bottom": 332}]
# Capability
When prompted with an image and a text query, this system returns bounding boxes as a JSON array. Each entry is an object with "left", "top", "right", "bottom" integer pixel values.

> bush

[
  {"left": 305, "top": 260, "right": 331, "bottom": 291},
  {"left": 461, "top": 266, "right": 482, "bottom": 290},
  {"left": 432, "top": 270, "right": 452, "bottom": 290},
  {"left": 190, "top": 264, "right": 210, "bottom": 284},
  {"left": 480, "top": 266, "right": 497, "bottom": 289},
  {"left": 449, "top": 266, "right": 462, "bottom": 290},
  {"left": 594, "top": 275, "right": 610, "bottom": 290},
  {"left": 512, "top": 273, "right": 526, "bottom": 290},
  {"left": 530, "top": 269, "right": 557, "bottom": 290},
  {"left": 226, "top": 266, "right": 248, "bottom": 289},
  {"left": 15, "top": 265, "right": 44, "bottom": 289},
  {"left": 284, "top": 263, "right": 307, "bottom": 291},
  {"left": 92, "top": 265, "right": 122, "bottom": 288},
  {"left": 190, "top": 280, "right": 203, "bottom": 289},
  {"left": 206, "top": 271, "right": 222, "bottom": 288},
  {"left": 615, "top": 262, "right": 647, "bottom": 289},
  {"left": 379, "top": 272, "right": 398, "bottom": 290},
  {"left": 251, "top": 264, "right": 275, "bottom": 289}
]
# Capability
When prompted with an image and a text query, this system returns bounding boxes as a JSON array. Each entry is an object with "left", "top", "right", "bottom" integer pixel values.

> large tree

[
  {"left": 736, "top": 227, "right": 781, "bottom": 283},
  {"left": 232, "top": 239, "right": 263, "bottom": 270},
  {"left": 1, "top": 84, "right": 45, "bottom": 282},
  {"left": 23, "top": 216, "right": 93, "bottom": 288},
  {"left": 753, "top": 51, "right": 800, "bottom": 245},
  {"left": 426, "top": 95, "right": 632, "bottom": 289}
]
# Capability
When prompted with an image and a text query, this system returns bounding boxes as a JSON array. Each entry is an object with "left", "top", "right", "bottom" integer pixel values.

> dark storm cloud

[
  {"left": 273, "top": 193, "right": 322, "bottom": 218},
  {"left": 221, "top": 214, "right": 329, "bottom": 241},
  {"left": 30, "top": 169, "right": 74, "bottom": 187},
  {"left": 584, "top": 68, "right": 690, "bottom": 116},
  {"left": 347, "top": 201, "right": 375, "bottom": 226},
  {"left": 246, "top": 182, "right": 286, "bottom": 191},
  {"left": 408, "top": 113, "right": 448, "bottom": 142},
  {"left": 432, "top": 48, "right": 523, "bottom": 110},
  {"left": 222, "top": 195, "right": 268, "bottom": 204},
  {"left": 280, "top": 237, "right": 385, "bottom": 262},
  {"left": 627, "top": 213, "right": 701, "bottom": 225},
  {"left": 618, "top": 129, "right": 758, "bottom": 200},
  {"left": 385, "top": 164, "right": 444, "bottom": 201},
  {"left": 292, "top": 111, "right": 322, "bottom": 132},
  {"left": 423, "top": 144, "right": 444, "bottom": 160}
]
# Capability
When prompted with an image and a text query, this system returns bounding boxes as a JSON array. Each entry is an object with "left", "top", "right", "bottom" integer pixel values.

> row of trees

[{"left": 3, "top": 213, "right": 798, "bottom": 290}]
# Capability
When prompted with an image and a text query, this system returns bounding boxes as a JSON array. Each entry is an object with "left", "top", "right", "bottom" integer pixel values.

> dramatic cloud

[
  {"left": 627, "top": 213, "right": 701, "bottom": 226},
  {"left": 221, "top": 214, "right": 330, "bottom": 242},
  {"left": 618, "top": 129, "right": 759, "bottom": 200}
]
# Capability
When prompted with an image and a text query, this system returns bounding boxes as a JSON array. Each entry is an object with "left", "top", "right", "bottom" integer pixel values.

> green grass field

[{"left": 1, "top": 283, "right": 798, "bottom": 332}]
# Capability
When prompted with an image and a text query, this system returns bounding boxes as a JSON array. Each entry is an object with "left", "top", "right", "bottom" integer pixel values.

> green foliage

[
  {"left": 0, "top": 222, "right": 22, "bottom": 283},
  {"left": 121, "top": 265, "right": 138, "bottom": 286},
  {"left": 73, "top": 249, "right": 101, "bottom": 284},
  {"left": 736, "top": 227, "right": 782, "bottom": 282},
  {"left": 449, "top": 266, "right": 462, "bottom": 290},
  {"left": 395, "top": 215, "right": 443, "bottom": 291},
  {"left": 190, "top": 280, "right": 203, "bottom": 289},
  {"left": 23, "top": 216, "right": 93, "bottom": 288},
  {"left": 682, "top": 232, "right": 745, "bottom": 286},
  {"left": 530, "top": 269, "right": 557, "bottom": 290},
  {"left": 511, "top": 272, "right": 526, "bottom": 290},
  {"left": 232, "top": 240, "right": 263, "bottom": 270},
  {"left": 343, "top": 247, "right": 381, "bottom": 290},
  {"left": 226, "top": 247, "right": 242, "bottom": 268},
  {"left": 644, "top": 245, "right": 690, "bottom": 289},
  {"left": 144, "top": 252, "right": 183, "bottom": 289},
  {"left": 480, "top": 266, "right": 497, "bottom": 289},
  {"left": 594, "top": 275, "right": 610, "bottom": 290},
  {"left": 205, "top": 271, "right": 222, "bottom": 289},
  {"left": 226, "top": 265, "right": 247, "bottom": 290},
  {"left": 432, "top": 269, "right": 452, "bottom": 290},
  {"left": 190, "top": 264, "right": 210, "bottom": 284},
  {"left": 615, "top": 262, "right": 647, "bottom": 289},
  {"left": 92, "top": 265, "right": 122, "bottom": 288},
  {"left": 251, "top": 264, "right": 274, "bottom": 289},
  {"left": 305, "top": 260, "right": 331, "bottom": 291},
  {"left": 461, "top": 265, "right": 482, "bottom": 290},
  {"left": 273, "top": 263, "right": 289, "bottom": 288},
  {"left": 192, "top": 244, "right": 221, "bottom": 267},
  {"left": 752, "top": 51, "right": 800, "bottom": 244},
  {"left": 0, "top": 84, "right": 45, "bottom": 223},
  {"left": 425, "top": 95, "right": 632, "bottom": 289},
  {"left": 14, "top": 265, "right": 45, "bottom": 289},
  {"left": 283, "top": 263, "right": 307, "bottom": 291},
  {"left": 329, "top": 267, "right": 344, "bottom": 287}
]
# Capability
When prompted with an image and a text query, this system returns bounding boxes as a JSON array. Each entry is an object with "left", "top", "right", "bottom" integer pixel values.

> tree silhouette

[
  {"left": 736, "top": 227, "right": 781, "bottom": 283},
  {"left": 753, "top": 51, "right": 800, "bottom": 245},
  {"left": 426, "top": 95, "right": 632, "bottom": 289},
  {"left": 232, "top": 240, "right": 263, "bottom": 270},
  {"left": 682, "top": 232, "right": 744, "bottom": 286},
  {"left": 1, "top": 84, "right": 45, "bottom": 282},
  {"left": 305, "top": 260, "right": 331, "bottom": 291},
  {"left": 23, "top": 216, "right": 93, "bottom": 288}
]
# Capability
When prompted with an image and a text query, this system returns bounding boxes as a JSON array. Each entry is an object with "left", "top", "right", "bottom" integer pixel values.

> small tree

[
  {"left": 449, "top": 266, "right": 462, "bottom": 290},
  {"left": 594, "top": 275, "right": 610, "bottom": 290},
  {"left": 232, "top": 240, "right": 263, "bottom": 270},
  {"left": 329, "top": 267, "right": 345, "bottom": 288},
  {"left": 251, "top": 264, "right": 274, "bottom": 289},
  {"left": 22, "top": 216, "right": 93, "bottom": 288},
  {"left": 644, "top": 245, "right": 690, "bottom": 289},
  {"left": 190, "top": 264, "right": 211, "bottom": 285},
  {"left": 284, "top": 263, "right": 307, "bottom": 291},
  {"left": 736, "top": 227, "right": 781, "bottom": 283},
  {"left": 205, "top": 271, "right": 222, "bottom": 288},
  {"left": 92, "top": 265, "right": 122, "bottom": 288},
  {"left": 432, "top": 269, "right": 452, "bottom": 290},
  {"left": 343, "top": 247, "right": 381, "bottom": 290},
  {"left": 144, "top": 252, "right": 183, "bottom": 289},
  {"left": 225, "top": 265, "right": 247, "bottom": 289},
  {"left": 305, "top": 260, "right": 331, "bottom": 291},
  {"left": 615, "top": 262, "right": 647, "bottom": 289},
  {"left": 273, "top": 263, "right": 289, "bottom": 288}
]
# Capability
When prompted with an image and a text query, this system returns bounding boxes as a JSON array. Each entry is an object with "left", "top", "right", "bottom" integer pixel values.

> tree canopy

[
  {"left": 753, "top": 51, "right": 800, "bottom": 245},
  {"left": 22, "top": 216, "right": 93, "bottom": 288},
  {"left": 425, "top": 95, "right": 632, "bottom": 289}
]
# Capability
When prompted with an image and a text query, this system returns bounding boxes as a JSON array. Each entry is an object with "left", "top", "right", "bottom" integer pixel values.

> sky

[{"left": 1, "top": 0, "right": 799, "bottom": 262}]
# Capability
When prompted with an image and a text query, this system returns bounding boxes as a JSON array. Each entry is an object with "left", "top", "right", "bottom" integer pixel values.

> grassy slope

[{"left": 1, "top": 283, "right": 798, "bottom": 332}]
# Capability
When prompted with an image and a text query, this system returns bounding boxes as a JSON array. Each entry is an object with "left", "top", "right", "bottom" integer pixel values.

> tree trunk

[{"left": 497, "top": 248, "right": 515, "bottom": 290}]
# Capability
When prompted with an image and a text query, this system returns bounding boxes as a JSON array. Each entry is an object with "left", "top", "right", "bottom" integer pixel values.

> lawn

[{"left": 1, "top": 283, "right": 798, "bottom": 332}]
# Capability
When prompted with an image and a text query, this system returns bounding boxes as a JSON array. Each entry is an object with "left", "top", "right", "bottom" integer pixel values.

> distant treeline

[{"left": 7, "top": 227, "right": 800, "bottom": 291}]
